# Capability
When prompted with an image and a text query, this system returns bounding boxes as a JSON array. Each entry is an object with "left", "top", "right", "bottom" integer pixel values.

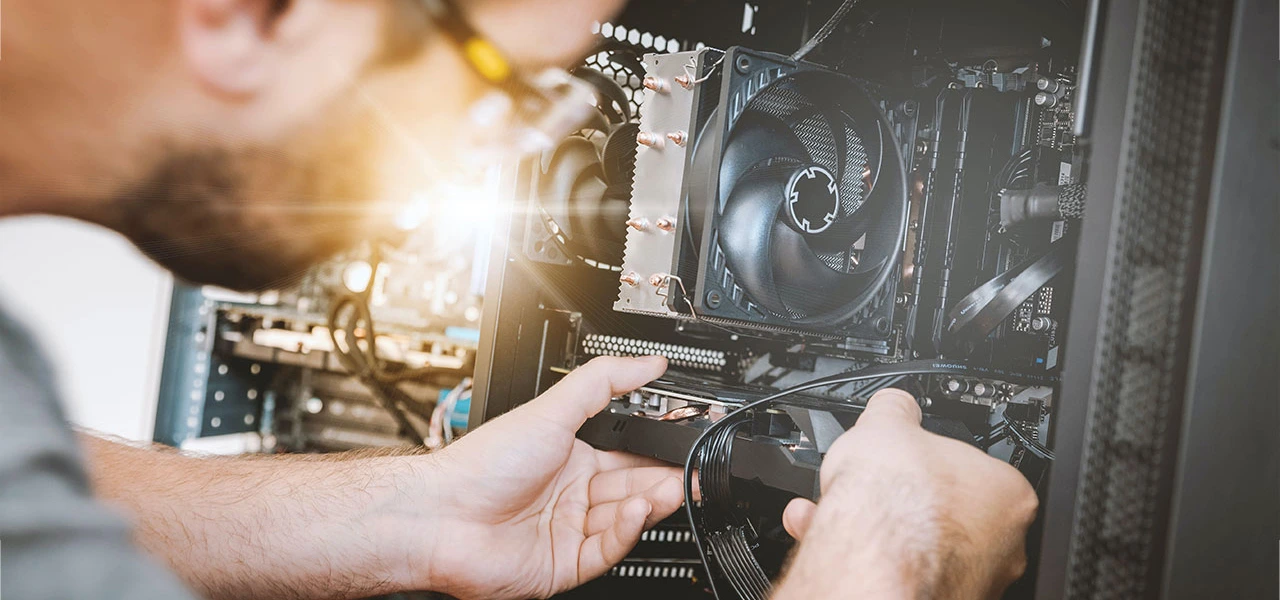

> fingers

[
  {"left": 584, "top": 476, "right": 684, "bottom": 536},
  {"left": 856, "top": 388, "right": 923, "bottom": 428},
  {"left": 588, "top": 466, "right": 682, "bottom": 505},
  {"left": 782, "top": 497, "right": 818, "bottom": 540},
  {"left": 523, "top": 356, "right": 668, "bottom": 431},
  {"left": 578, "top": 497, "right": 652, "bottom": 580},
  {"left": 594, "top": 453, "right": 698, "bottom": 501},
  {"left": 595, "top": 450, "right": 672, "bottom": 472}
]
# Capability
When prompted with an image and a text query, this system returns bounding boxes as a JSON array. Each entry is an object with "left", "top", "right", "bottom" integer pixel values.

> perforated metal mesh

[
  {"left": 583, "top": 51, "right": 645, "bottom": 115},
  {"left": 1063, "top": 0, "right": 1229, "bottom": 597},
  {"left": 587, "top": 22, "right": 688, "bottom": 115}
]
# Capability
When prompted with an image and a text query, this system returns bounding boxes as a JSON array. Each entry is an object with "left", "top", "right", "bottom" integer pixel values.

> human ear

[{"left": 178, "top": 0, "right": 319, "bottom": 97}]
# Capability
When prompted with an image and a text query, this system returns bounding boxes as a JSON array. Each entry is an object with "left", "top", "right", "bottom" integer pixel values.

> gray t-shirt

[{"left": 0, "top": 300, "right": 196, "bottom": 599}]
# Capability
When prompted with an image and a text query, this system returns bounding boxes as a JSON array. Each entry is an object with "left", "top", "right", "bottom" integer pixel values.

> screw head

[{"left": 705, "top": 290, "right": 723, "bottom": 309}]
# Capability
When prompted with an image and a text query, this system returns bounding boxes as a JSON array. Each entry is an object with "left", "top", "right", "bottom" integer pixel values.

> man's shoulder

[
  {"left": 0, "top": 297, "right": 81, "bottom": 468},
  {"left": 0, "top": 297, "right": 200, "bottom": 600}
]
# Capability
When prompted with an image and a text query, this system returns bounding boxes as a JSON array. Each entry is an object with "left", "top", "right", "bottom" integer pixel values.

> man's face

[
  {"left": 23, "top": 0, "right": 625, "bottom": 290},
  {"left": 112, "top": 101, "right": 395, "bottom": 292}
]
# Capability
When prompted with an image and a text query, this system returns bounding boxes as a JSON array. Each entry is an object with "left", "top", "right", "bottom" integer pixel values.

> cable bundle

[
  {"left": 326, "top": 249, "right": 436, "bottom": 445},
  {"left": 683, "top": 360, "right": 1057, "bottom": 599},
  {"left": 693, "top": 418, "right": 771, "bottom": 600}
]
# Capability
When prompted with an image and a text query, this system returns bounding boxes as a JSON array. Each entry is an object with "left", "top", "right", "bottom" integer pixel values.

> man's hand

[
  {"left": 84, "top": 356, "right": 681, "bottom": 600},
  {"left": 773, "top": 388, "right": 1039, "bottom": 600},
  {"left": 409, "top": 355, "right": 684, "bottom": 599}
]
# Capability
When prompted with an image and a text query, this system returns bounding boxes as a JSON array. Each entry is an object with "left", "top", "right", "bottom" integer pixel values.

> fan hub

[{"left": 785, "top": 166, "right": 840, "bottom": 235}]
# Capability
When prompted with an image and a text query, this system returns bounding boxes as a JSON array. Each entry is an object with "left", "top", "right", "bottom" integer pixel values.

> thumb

[
  {"left": 782, "top": 497, "right": 818, "bottom": 540},
  {"left": 521, "top": 356, "right": 668, "bottom": 431},
  {"left": 855, "top": 388, "right": 922, "bottom": 428}
]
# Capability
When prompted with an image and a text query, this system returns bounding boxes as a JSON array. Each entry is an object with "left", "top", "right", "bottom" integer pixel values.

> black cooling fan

[
  {"left": 686, "top": 54, "right": 909, "bottom": 336},
  {"left": 526, "top": 55, "right": 643, "bottom": 269}
]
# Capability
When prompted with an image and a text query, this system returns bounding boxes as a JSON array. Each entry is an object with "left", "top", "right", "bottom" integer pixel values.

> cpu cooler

[{"left": 616, "top": 48, "right": 909, "bottom": 339}]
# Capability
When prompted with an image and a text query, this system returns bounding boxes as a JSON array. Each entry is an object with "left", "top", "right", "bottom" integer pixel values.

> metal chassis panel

[{"left": 1036, "top": 0, "right": 1264, "bottom": 597}]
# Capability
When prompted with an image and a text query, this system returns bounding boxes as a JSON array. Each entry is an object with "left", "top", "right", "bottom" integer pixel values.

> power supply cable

[
  {"left": 326, "top": 250, "right": 433, "bottom": 445},
  {"left": 945, "top": 232, "right": 1075, "bottom": 346},
  {"left": 1003, "top": 417, "right": 1054, "bottom": 461},
  {"left": 327, "top": 296, "right": 429, "bottom": 446},
  {"left": 698, "top": 418, "right": 771, "bottom": 600},
  {"left": 994, "top": 147, "right": 1036, "bottom": 192},
  {"left": 683, "top": 359, "right": 1057, "bottom": 599},
  {"left": 791, "top": 0, "right": 861, "bottom": 62}
]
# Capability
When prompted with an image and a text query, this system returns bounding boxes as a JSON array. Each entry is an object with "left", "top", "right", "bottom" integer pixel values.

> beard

[{"left": 108, "top": 138, "right": 388, "bottom": 292}]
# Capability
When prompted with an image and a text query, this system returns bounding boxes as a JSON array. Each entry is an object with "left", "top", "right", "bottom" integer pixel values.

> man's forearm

[{"left": 80, "top": 434, "right": 442, "bottom": 600}]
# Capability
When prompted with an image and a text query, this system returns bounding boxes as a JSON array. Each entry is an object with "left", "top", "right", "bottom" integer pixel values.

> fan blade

[
  {"left": 720, "top": 110, "right": 811, "bottom": 205},
  {"left": 598, "top": 40, "right": 645, "bottom": 83},
  {"left": 771, "top": 221, "right": 881, "bottom": 317},
  {"left": 821, "top": 122, "right": 892, "bottom": 254},
  {"left": 800, "top": 209, "right": 866, "bottom": 254},
  {"left": 602, "top": 123, "right": 640, "bottom": 186},
  {"left": 802, "top": 117, "right": 874, "bottom": 252},
  {"left": 718, "top": 166, "right": 792, "bottom": 316},
  {"left": 572, "top": 67, "right": 631, "bottom": 123},
  {"left": 568, "top": 175, "right": 618, "bottom": 256},
  {"left": 580, "top": 110, "right": 612, "bottom": 137},
  {"left": 539, "top": 136, "right": 603, "bottom": 227},
  {"left": 804, "top": 169, "right": 892, "bottom": 256}
]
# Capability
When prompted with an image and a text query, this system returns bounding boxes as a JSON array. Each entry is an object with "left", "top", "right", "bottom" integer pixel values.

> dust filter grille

[{"left": 1063, "top": 0, "right": 1230, "bottom": 597}]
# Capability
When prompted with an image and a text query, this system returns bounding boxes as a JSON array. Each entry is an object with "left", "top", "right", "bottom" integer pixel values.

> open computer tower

[
  {"left": 153, "top": 0, "right": 1275, "bottom": 598},
  {"left": 468, "top": 0, "right": 1277, "bottom": 599}
]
